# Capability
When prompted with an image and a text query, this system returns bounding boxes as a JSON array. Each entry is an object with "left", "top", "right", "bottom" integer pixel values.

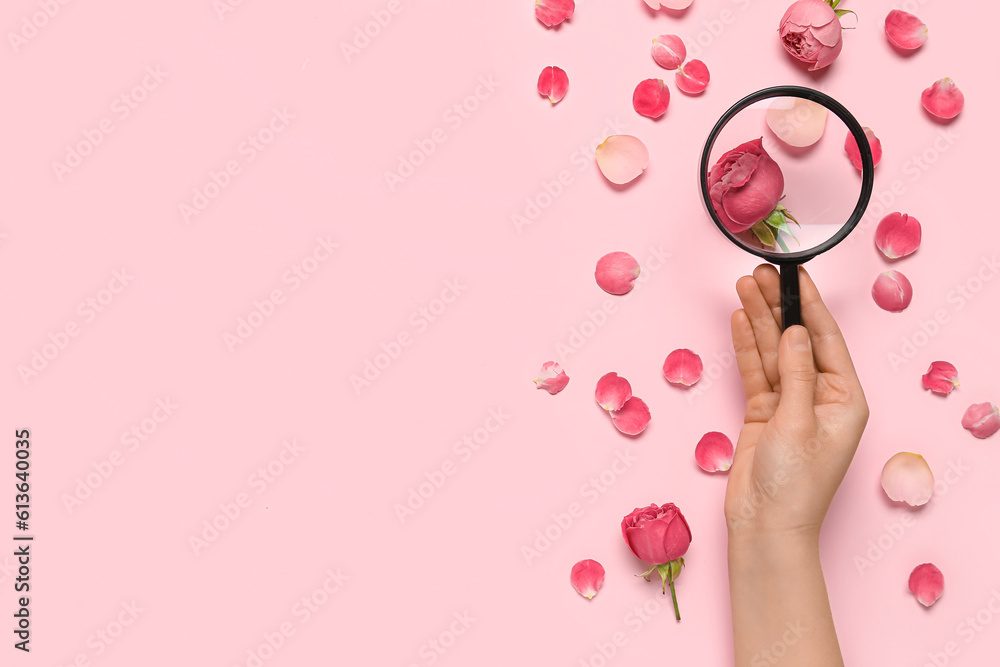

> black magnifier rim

[{"left": 698, "top": 85, "right": 875, "bottom": 265}]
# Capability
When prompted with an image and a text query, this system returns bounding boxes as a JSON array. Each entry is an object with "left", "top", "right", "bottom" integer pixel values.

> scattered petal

[
  {"left": 663, "top": 349, "right": 703, "bottom": 386},
  {"left": 537, "top": 66, "right": 569, "bottom": 104},
  {"left": 651, "top": 34, "right": 686, "bottom": 69},
  {"left": 570, "top": 559, "right": 606, "bottom": 599},
  {"left": 535, "top": 0, "right": 574, "bottom": 27},
  {"left": 845, "top": 127, "right": 882, "bottom": 171},
  {"left": 921, "top": 361, "right": 959, "bottom": 396},
  {"left": 644, "top": 0, "right": 694, "bottom": 10},
  {"left": 633, "top": 79, "right": 670, "bottom": 118},
  {"left": 534, "top": 361, "right": 570, "bottom": 394},
  {"left": 962, "top": 402, "right": 1000, "bottom": 439},
  {"left": 611, "top": 397, "right": 651, "bottom": 435},
  {"left": 695, "top": 432, "right": 734, "bottom": 472},
  {"left": 596, "top": 372, "right": 632, "bottom": 411},
  {"left": 875, "top": 212, "right": 921, "bottom": 260},
  {"left": 595, "top": 135, "right": 649, "bottom": 185},
  {"left": 881, "top": 452, "right": 934, "bottom": 506},
  {"left": 675, "top": 60, "right": 710, "bottom": 94},
  {"left": 766, "top": 97, "right": 828, "bottom": 147},
  {"left": 908, "top": 563, "right": 944, "bottom": 607},
  {"left": 872, "top": 270, "right": 913, "bottom": 312},
  {"left": 595, "top": 251, "right": 640, "bottom": 295},
  {"left": 885, "top": 10, "right": 928, "bottom": 50},
  {"left": 921, "top": 78, "right": 964, "bottom": 120}
]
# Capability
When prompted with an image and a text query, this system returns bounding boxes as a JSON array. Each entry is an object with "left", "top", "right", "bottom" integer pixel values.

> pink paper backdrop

[{"left": 3, "top": 0, "right": 999, "bottom": 665}]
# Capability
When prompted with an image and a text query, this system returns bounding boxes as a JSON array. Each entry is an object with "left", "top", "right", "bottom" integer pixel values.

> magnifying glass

[{"left": 699, "top": 86, "right": 874, "bottom": 330}]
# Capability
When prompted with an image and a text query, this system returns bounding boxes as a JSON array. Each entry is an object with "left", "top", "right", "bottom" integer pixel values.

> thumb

[{"left": 776, "top": 325, "right": 817, "bottom": 420}]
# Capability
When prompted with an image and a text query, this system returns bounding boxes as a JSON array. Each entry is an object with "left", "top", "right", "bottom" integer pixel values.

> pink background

[{"left": 3, "top": 0, "right": 999, "bottom": 665}]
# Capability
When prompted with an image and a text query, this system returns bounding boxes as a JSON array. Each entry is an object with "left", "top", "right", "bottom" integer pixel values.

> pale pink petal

[
  {"left": 570, "top": 559, "right": 605, "bottom": 599},
  {"left": 595, "top": 135, "right": 649, "bottom": 185},
  {"left": 663, "top": 349, "right": 703, "bottom": 386},
  {"left": 766, "top": 97, "right": 828, "bottom": 147},
  {"left": 908, "top": 563, "right": 944, "bottom": 607},
  {"left": 845, "top": 127, "right": 882, "bottom": 171},
  {"left": 881, "top": 452, "right": 934, "bottom": 506},
  {"left": 651, "top": 34, "right": 686, "bottom": 70},
  {"left": 595, "top": 251, "right": 640, "bottom": 295},
  {"left": 611, "top": 397, "right": 651, "bottom": 435},
  {"left": 886, "top": 10, "right": 928, "bottom": 50},
  {"left": 675, "top": 60, "right": 710, "bottom": 95},
  {"left": 695, "top": 432, "right": 734, "bottom": 472},
  {"left": 537, "top": 66, "right": 569, "bottom": 104},
  {"left": 633, "top": 79, "right": 670, "bottom": 118},
  {"left": 534, "top": 361, "right": 570, "bottom": 394},
  {"left": 596, "top": 372, "right": 632, "bottom": 411},
  {"left": 535, "top": 0, "right": 574, "bottom": 27},
  {"left": 875, "top": 212, "right": 921, "bottom": 260},
  {"left": 872, "top": 270, "right": 913, "bottom": 313},
  {"left": 921, "top": 361, "right": 959, "bottom": 396},
  {"left": 962, "top": 402, "right": 1000, "bottom": 439},
  {"left": 921, "top": 78, "right": 964, "bottom": 120}
]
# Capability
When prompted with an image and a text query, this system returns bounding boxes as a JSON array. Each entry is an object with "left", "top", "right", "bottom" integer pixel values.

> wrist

[{"left": 728, "top": 525, "right": 821, "bottom": 568}]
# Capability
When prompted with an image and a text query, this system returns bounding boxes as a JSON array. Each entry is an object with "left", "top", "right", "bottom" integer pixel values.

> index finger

[{"left": 797, "top": 266, "right": 861, "bottom": 381}]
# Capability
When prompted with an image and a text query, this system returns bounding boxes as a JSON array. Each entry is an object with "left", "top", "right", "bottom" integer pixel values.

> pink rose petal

[
  {"left": 570, "top": 559, "right": 605, "bottom": 600},
  {"left": 675, "top": 60, "right": 709, "bottom": 94},
  {"left": 845, "top": 127, "right": 882, "bottom": 171},
  {"left": 644, "top": 0, "right": 694, "bottom": 10},
  {"left": 595, "top": 135, "right": 649, "bottom": 185},
  {"left": 908, "top": 563, "right": 944, "bottom": 607},
  {"left": 766, "top": 97, "right": 828, "bottom": 147},
  {"left": 611, "top": 396, "right": 651, "bottom": 435},
  {"left": 921, "top": 361, "right": 959, "bottom": 396},
  {"left": 885, "top": 10, "right": 928, "bottom": 50},
  {"left": 872, "top": 270, "right": 913, "bottom": 313},
  {"left": 695, "top": 432, "right": 734, "bottom": 472},
  {"left": 595, "top": 251, "right": 640, "bottom": 295},
  {"left": 535, "top": 0, "right": 574, "bottom": 27},
  {"left": 881, "top": 452, "right": 934, "bottom": 507},
  {"left": 633, "top": 79, "right": 670, "bottom": 118},
  {"left": 596, "top": 372, "right": 632, "bottom": 411},
  {"left": 663, "top": 349, "right": 703, "bottom": 386},
  {"left": 962, "top": 402, "right": 1000, "bottom": 439},
  {"left": 537, "top": 66, "right": 569, "bottom": 104},
  {"left": 534, "top": 361, "right": 570, "bottom": 394},
  {"left": 921, "top": 78, "right": 964, "bottom": 120},
  {"left": 875, "top": 213, "right": 921, "bottom": 260},
  {"left": 651, "top": 34, "right": 686, "bottom": 70}
]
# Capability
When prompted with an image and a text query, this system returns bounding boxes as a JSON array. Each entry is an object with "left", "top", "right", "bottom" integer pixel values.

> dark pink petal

[
  {"left": 632, "top": 79, "right": 670, "bottom": 118},
  {"left": 644, "top": 0, "right": 694, "bottom": 9},
  {"left": 962, "top": 402, "right": 1000, "bottom": 439},
  {"left": 596, "top": 372, "right": 632, "bottom": 411},
  {"left": 921, "top": 361, "right": 959, "bottom": 396},
  {"left": 885, "top": 10, "right": 928, "bottom": 50},
  {"left": 537, "top": 66, "right": 569, "bottom": 104},
  {"left": 534, "top": 361, "right": 570, "bottom": 394},
  {"left": 663, "top": 349, "right": 703, "bottom": 386},
  {"left": 908, "top": 563, "right": 944, "bottom": 607},
  {"left": 845, "top": 127, "right": 882, "bottom": 171},
  {"left": 921, "top": 78, "right": 964, "bottom": 120},
  {"left": 570, "top": 559, "right": 605, "bottom": 599},
  {"left": 872, "top": 270, "right": 913, "bottom": 312},
  {"left": 595, "top": 135, "right": 649, "bottom": 185},
  {"left": 767, "top": 98, "right": 828, "bottom": 147},
  {"left": 675, "top": 60, "right": 710, "bottom": 95},
  {"left": 874, "top": 212, "right": 921, "bottom": 260},
  {"left": 611, "top": 397, "right": 651, "bottom": 435},
  {"left": 651, "top": 34, "right": 686, "bottom": 70},
  {"left": 595, "top": 251, "right": 640, "bottom": 295},
  {"left": 881, "top": 452, "right": 934, "bottom": 506},
  {"left": 695, "top": 432, "right": 734, "bottom": 472},
  {"left": 535, "top": 0, "right": 574, "bottom": 27}
]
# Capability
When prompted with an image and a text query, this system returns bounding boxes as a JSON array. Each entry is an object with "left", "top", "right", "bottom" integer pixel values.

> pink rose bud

[
  {"left": 844, "top": 127, "right": 882, "bottom": 171},
  {"left": 881, "top": 452, "right": 934, "bottom": 507},
  {"left": 621, "top": 502, "right": 692, "bottom": 565},
  {"left": 885, "top": 10, "right": 928, "bottom": 50},
  {"left": 872, "top": 270, "right": 913, "bottom": 312},
  {"left": 921, "top": 361, "right": 959, "bottom": 396},
  {"left": 611, "top": 396, "right": 652, "bottom": 435},
  {"left": 535, "top": 0, "right": 574, "bottom": 27},
  {"left": 534, "top": 361, "right": 570, "bottom": 394},
  {"left": 908, "top": 563, "right": 944, "bottom": 607},
  {"left": 595, "top": 251, "right": 640, "bottom": 295},
  {"left": 595, "top": 372, "right": 633, "bottom": 411},
  {"left": 570, "top": 559, "right": 606, "bottom": 600},
  {"left": 708, "top": 139, "right": 785, "bottom": 234},
  {"left": 962, "top": 402, "right": 1000, "bottom": 439},
  {"left": 921, "top": 78, "right": 964, "bottom": 120},
  {"left": 675, "top": 60, "right": 710, "bottom": 94},
  {"left": 695, "top": 432, "right": 734, "bottom": 472},
  {"left": 595, "top": 135, "right": 649, "bottom": 185},
  {"left": 662, "top": 349, "right": 703, "bottom": 386},
  {"left": 632, "top": 78, "right": 670, "bottom": 118},
  {"left": 778, "top": 0, "right": 845, "bottom": 71},
  {"left": 874, "top": 213, "right": 921, "bottom": 260},
  {"left": 651, "top": 34, "right": 686, "bottom": 70},
  {"left": 537, "top": 66, "right": 569, "bottom": 104}
]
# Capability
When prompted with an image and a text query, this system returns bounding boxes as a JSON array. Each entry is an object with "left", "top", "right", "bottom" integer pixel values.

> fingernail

[{"left": 790, "top": 326, "right": 810, "bottom": 352}]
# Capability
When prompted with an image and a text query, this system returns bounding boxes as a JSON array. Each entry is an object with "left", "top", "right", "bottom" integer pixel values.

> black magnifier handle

[{"left": 779, "top": 263, "right": 802, "bottom": 330}]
